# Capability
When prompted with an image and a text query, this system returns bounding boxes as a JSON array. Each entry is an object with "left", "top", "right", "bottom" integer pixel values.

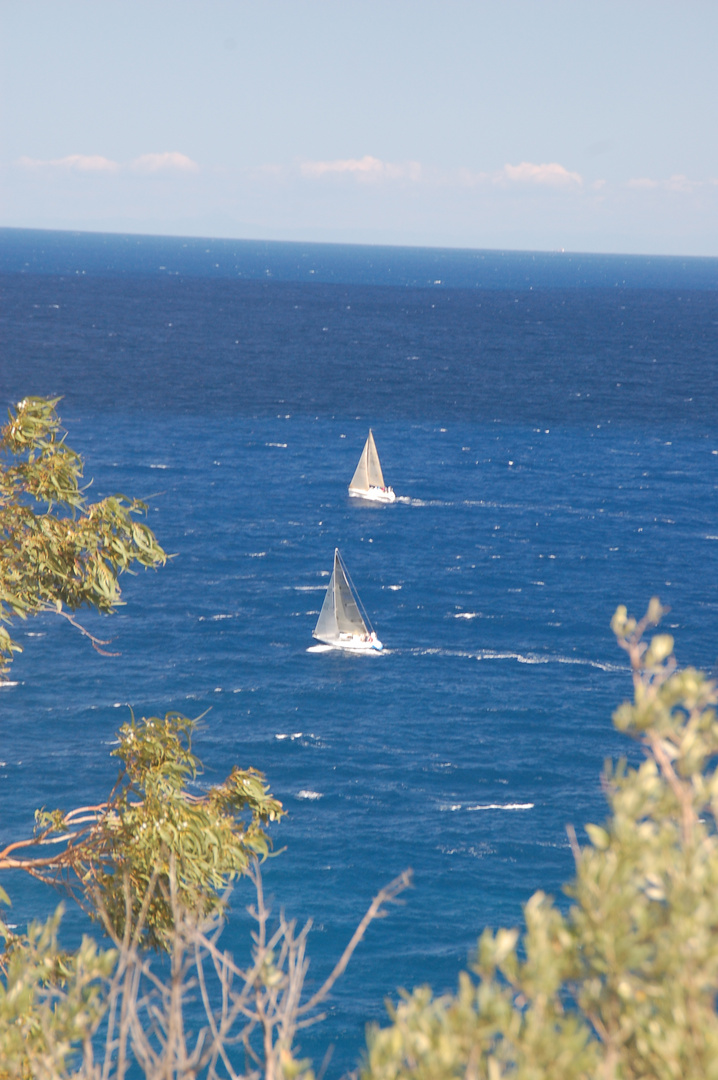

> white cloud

[
  {"left": 130, "top": 152, "right": 199, "bottom": 174},
  {"left": 500, "top": 161, "right": 583, "bottom": 188},
  {"left": 627, "top": 174, "right": 699, "bottom": 193},
  {"left": 16, "top": 154, "right": 120, "bottom": 172},
  {"left": 15, "top": 152, "right": 200, "bottom": 176},
  {"left": 627, "top": 177, "right": 659, "bottom": 189},
  {"left": 665, "top": 173, "right": 695, "bottom": 193},
  {"left": 300, "top": 155, "right": 421, "bottom": 183}
]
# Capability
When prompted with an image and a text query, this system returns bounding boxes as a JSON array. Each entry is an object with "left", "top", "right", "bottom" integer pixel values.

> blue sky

[{"left": 2, "top": 0, "right": 717, "bottom": 255}]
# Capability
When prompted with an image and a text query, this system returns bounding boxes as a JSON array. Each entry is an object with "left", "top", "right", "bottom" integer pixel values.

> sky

[{"left": 1, "top": 0, "right": 717, "bottom": 256}]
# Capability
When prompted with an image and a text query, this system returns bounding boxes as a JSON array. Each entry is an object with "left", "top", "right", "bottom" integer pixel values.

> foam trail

[{"left": 404, "top": 646, "right": 624, "bottom": 672}]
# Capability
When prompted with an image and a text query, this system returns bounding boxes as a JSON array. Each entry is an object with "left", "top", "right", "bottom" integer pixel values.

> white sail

[
  {"left": 349, "top": 430, "right": 394, "bottom": 501},
  {"left": 349, "top": 437, "right": 370, "bottom": 492},
  {"left": 313, "top": 550, "right": 382, "bottom": 650}
]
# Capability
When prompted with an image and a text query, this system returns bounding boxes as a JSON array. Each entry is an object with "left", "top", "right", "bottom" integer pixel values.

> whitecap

[
  {"left": 294, "top": 585, "right": 327, "bottom": 591},
  {"left": 466, "top": 802, "right": 534, "bottom": 811},
  {"left": 387, "top": 584, "right": 402, "bottom": 591},
  {"left": 149, "top": 464, "right": 169, "bottom": 469},
  {"left": 247, "top": 552, "right": 267, "bottom": 558},
  {"left": 275, "top": 732, "right": 304, "bottom": 741},
  {"left": 454, "top": 612, "right": 479, "bottom": 619},
  {"left": 266, "top": 442, "right": 288, "bottom": 448},
  {"left": 296, "top": 790, "right": 323, "bottom": 800}
]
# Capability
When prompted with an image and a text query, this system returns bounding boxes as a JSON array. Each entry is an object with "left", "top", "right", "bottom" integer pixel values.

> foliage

[
  {"left": 0, "top": 396, "right": 166, "bottom": 677},
  {"left": 363, "top": 599, "right": 718, "bottom": 1080},
  {"left": 0, "top": 863, "right": 410, "bottom": 1080},
  {"left": 1, "top": 712, "right": 285, "bottom": 950},
  {"left": 103, "top": 863, "right": 410, "bottom": 1080},
  {"left": 0, "top": 907, "right": 116, "bottom": 1080}
]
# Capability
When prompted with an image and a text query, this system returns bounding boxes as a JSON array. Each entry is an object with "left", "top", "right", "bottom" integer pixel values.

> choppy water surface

[{"left": 1, "top": 231, "right": 717, "bottom": 1072}]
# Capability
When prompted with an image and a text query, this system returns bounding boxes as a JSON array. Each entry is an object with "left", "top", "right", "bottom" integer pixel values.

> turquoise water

[{"left": 1, "top": 229, "right": 717, "bottom": 1072}]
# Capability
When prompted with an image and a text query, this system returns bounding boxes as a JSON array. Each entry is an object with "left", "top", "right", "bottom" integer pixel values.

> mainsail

[
  {"left": 313, "top": 550, "right": 369, "bottom": 643},
  {"left": 349, "top": 430, "right": 386, "bottom": 493}
]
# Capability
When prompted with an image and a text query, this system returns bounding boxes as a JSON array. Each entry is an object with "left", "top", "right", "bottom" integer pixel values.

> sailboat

[
  {"left": 312, "top": 549, "right": 383, "bottom": 652},
  {"left": 348, "top": 430, "right": 396, "bottom": 503}
]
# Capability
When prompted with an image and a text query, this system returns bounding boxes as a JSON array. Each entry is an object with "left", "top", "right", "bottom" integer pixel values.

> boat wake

[
  {"left": 396, "top": 496, "right": 452, "bottom": 507},
  {"left": 405, "top": 646, "right": 623, "bottom": 672},
  {"left": 476, "top": 649, "right": 623, "bottom": 672}
]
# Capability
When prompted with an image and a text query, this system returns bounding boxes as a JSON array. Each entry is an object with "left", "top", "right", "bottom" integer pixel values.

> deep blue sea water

[{"left": 1, "top": 229, "right": 717, "bottom": 1074}]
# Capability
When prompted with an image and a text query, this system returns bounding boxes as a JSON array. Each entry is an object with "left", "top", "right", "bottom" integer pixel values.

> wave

[
  {"left": 293, "top": 585, "right": 327, "bottom": 591},
  {"left": 467, "top": 802, "right": 534, "bottom": 811},
  {"left": 265, "top": 442, "right": 288, "bottom": 448},
  {"left": 148, "top": 463, "right": 169, "bottom": 469},
  {"left": 296, "top": 790, "right": 323, "bottom": 800},
  {"left": 0, "top": 682, "right": 17, "bottom": 690},
  {"left": 275, "top": 732, "right": 305, "bottom": 741},
  {"left": 440, "top": 801, "right": 534, "bottom": 812}
]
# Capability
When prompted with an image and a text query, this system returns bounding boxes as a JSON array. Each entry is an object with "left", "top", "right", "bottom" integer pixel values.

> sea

[{"left": 1, "top": 228, "right": 717, "bottom": 1074}]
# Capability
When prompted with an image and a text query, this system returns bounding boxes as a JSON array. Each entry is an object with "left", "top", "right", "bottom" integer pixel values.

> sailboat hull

[
  {"left": 348, "top": 485, "right": 396, "bottom": 503},
  {"left": 312, "top": 632, "right": 383, "bottom": 652}
]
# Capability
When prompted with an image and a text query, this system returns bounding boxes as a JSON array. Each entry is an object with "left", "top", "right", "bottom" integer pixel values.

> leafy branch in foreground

[
  {"left": 0, "top": 713, "right": 285, "bottom": 950},
  {"left": 363, "top": 600, "right": 718, "bottom": 1080},
  {"left": 0, "top": 907, "right": 116, "bottom": 1080},
  {"left": 0, "top": 861, "right": 411, "bottom": 1080},
  {"left": 0, "top": 396, "right": 166, "bottom": 677}
]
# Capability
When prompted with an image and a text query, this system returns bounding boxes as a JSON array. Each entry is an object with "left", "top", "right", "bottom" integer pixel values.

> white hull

[
  {"left": 313, "top": 633, "right": 383, "bottom": 652},
  {"left": 348, "top": 485, "right": 396, "bottom": 504}
]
